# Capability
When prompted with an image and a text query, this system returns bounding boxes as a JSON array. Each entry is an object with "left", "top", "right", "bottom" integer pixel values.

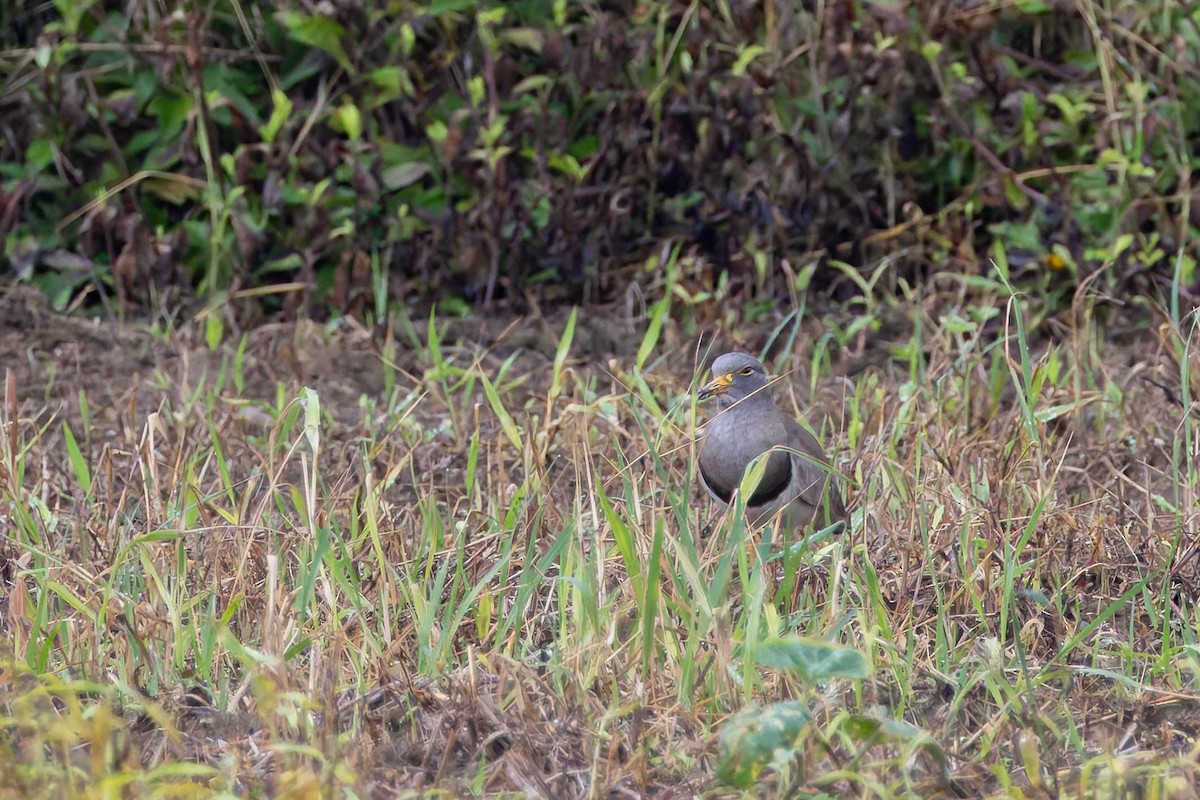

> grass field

[
  {"left": 2, "top": 267, "right": 1200, "bottom": 798},
  {"left": 4, "top": 0, "right": 1200, "bottom": 795}
]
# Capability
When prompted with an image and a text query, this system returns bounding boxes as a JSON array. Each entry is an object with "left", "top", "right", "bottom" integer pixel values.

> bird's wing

[{"left": 783, "top": 417, "right": 847, "bottom": 521}]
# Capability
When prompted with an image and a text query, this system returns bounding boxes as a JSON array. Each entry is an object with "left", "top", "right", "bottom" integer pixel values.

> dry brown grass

[{"left": 2, "top": 283, "right": 1200, "bottom": 798}]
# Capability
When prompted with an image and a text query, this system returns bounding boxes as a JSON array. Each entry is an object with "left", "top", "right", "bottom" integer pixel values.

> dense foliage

[{"left": 2, "top": 0, "right": 1197, "bottom": 317}]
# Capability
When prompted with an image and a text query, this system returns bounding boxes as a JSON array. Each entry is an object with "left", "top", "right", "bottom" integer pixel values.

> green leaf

[
  {"left": 513, "top": 75, "right": 554, "bottom": 94},
  {"left": 548, "top": 152, "right": 585, "bottom": 181},
  {"left": 549, "top": 306, "right": 577, "bottom": 402},
  {"left": 26, "top": 139, "right": 54, "bottom": 172},
  {"left": 34, "top": 40, "right": 53, "bottom": 68},
  {"left": 567, "top": 135, "right": 600, "bottom": 160},
  {"left": 277, "top": 11, "right": 354, "bottom": 75},
  {"left": 941, "top": 313, "right": 977, "bottom": 335},
  {"left": 381, "top": 162, "right": 431, "bottom": 190},
  {"left": 635, "top": 297, "right": 669, "bottom": 371},
  {"left": 140, "top": 176, "right": 202, "bottom": 205},
  {"left": 842, "top": 714, "right": 948, "bottom": 770},
  {"left": 369, "top": 66, "right": 413, "bottom": 102},
  {"left": 596, "top": 478, "right": 641, "bottom": 591},
  {"left": 205, "top": 313, "right": 224, "bottom": 351},
  {"left": 731, "top": 45, "right": 766, "bottom": 77},
  {"left": 62, "top": 423, "right": 91, "bottom": 496},
  {"left": 467, "top": 75, "right": 486, "bottom": 107},
  {"left": 260, "top": 89, "right": 293, "bottom": 144},
  {"left": 754, "top": 636, "right": 871, "bottom": 682},
  {"left": 481, "top": 372, "right": 524, "bottom": 452},
  {"left": 497, "top": 27, "right": 543, "bottom": 52},
  {"left": 429, "top": 0, "right": 477, "bottom": 14},
  {"left": 331, "top": 102, "right": 362, "bottom": 141},
  {"left": 150, "top": 93, "right": 192, "bottom": 132},
  {"left": 717, "top": 701, "right": 812, "bottom": 788},
  {"left": 1002, "top": 175, "right": 1029, "bottom": 210}
]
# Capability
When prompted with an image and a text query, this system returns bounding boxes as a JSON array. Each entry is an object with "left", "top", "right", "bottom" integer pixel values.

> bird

[{"left": 696, "top": 352, "right": 847, "bottom": 531}]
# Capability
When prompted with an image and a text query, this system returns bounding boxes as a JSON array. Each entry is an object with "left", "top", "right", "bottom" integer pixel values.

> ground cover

[{"left": 2, "top": 274, "right": 1199, "bottom": 798}]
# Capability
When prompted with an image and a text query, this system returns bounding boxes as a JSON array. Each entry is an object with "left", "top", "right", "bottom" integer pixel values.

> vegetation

[
  {"left": 1, "top": 0, "right": 1199, "bottom": 797},
  {"left": 3, "top": 0, "right": 1197, "bottom": 316}
]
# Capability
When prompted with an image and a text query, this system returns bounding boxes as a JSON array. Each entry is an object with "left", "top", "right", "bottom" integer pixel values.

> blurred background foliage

[{"left": 1, "top": 0, "right": 1197, "bottom": 322}]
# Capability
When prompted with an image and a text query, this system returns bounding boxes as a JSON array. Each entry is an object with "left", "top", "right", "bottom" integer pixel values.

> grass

[
  {"left": 3, "top": 0, "right": 1199, "bottom": 794},
  {"left": 1, "top": 273, "right": 1200, "bottom": 798}
]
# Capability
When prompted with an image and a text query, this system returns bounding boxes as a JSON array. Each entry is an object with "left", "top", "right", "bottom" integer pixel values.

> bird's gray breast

[{"left": 699, "top": 411, "right": 793, "bottom": 507}]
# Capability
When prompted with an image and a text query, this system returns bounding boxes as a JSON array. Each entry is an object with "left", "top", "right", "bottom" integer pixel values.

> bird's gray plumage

[{"left": 697, "top": 352, "right": 846, "bottom": 529}]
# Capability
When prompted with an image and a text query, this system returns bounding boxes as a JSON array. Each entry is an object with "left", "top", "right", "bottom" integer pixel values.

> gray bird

[{"left": 697, "top": 352, "right": 847, "bottom": 530}]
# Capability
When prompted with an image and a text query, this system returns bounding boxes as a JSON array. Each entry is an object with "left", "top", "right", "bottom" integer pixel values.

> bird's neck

[{"left": 719, "top": 393, "right": 773, "bottom": 411}]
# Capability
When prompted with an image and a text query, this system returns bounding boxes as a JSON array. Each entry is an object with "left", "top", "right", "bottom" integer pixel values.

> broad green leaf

[
  {"left": 754, "top": 636, "right": 871, "bottom": 681},
  {"left": 717, "top": 702, "right": 811, "bottom": 788}
]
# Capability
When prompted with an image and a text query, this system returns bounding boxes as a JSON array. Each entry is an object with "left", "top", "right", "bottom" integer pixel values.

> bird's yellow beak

[{"left": 698, "top": 373, "right": 733, "bottom": 399}]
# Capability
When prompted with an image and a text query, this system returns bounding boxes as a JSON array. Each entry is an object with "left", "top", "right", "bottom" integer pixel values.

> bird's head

[{"left": 698, "top": 352, "right": 771, "bottom": 407}]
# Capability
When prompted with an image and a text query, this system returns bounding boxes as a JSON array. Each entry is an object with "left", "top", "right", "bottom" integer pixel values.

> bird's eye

[{"left": 738, "top": 367, "right": 754, "bottom": 376}]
